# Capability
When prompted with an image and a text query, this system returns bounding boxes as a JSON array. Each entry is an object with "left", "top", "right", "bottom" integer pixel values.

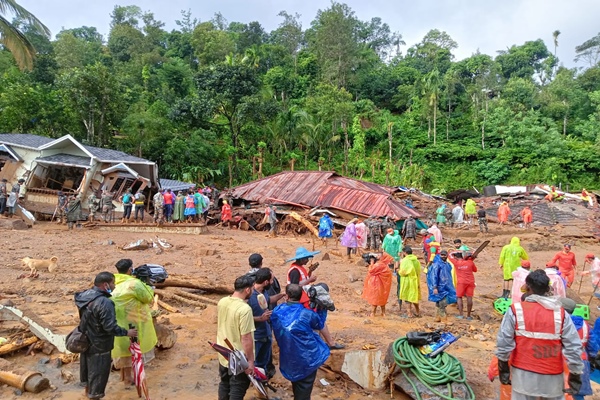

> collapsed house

[
  {"left": 0, "top": 133, "right": 158, "bottom": 215},
  {"left": 226, "top": 171, "right": 422, "bottom": 221}
]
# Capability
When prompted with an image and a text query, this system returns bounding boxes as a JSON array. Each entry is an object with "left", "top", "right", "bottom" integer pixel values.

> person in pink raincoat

[
  {"left": 355, "top": 219, "right": 368, "bottom": 254},
  {"left": 510, "top": 260, "right": 531, "bottom": 304},
  {"left": 340, "top": 218, "right": 358, "bottom": 260}
]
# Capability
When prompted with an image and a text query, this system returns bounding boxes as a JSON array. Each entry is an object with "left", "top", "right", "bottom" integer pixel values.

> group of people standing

[
  {"left": 0, "top": 178, "right": 25, "bottom": 217},
  {"left": 217, "top": 248, "right": 344, "bottom": 400},
  {"left": 73, "top": 259, "right": 157, "bottom": 399}
]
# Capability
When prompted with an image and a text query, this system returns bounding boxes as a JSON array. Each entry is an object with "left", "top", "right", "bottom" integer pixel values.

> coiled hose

[{"left": 392, "top": 337, "right": 475, "bottom": 400}]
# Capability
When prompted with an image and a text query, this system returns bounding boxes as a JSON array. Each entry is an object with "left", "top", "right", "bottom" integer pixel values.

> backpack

[
  {"left": 122, "top": 194, "right": 132, "bottom": 204},
  {"left": 65, "top": 303, "right": 92, "bottom": 353}
]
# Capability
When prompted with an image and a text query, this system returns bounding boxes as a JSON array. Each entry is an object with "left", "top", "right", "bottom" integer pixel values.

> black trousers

[
  {"left": 0, "top": 197, "right": 5, "bottom": 214},
  {"left": 292, "top": 370, "right": 317, "bottom": 400},
  {"left": 80, "top": 350, "right": 112, "bottom": 399},
  {"left": 218, "top": 364, "right": 250, "bottom": 400},
  {"left": 134, "top": 205, "right": 144, "bottom": 220},
  {"left": 123, "top": 204, "right": 132, "bottom": 219}
]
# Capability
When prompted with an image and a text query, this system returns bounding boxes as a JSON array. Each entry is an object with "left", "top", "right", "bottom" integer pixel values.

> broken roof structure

[
  {"left": 0, "top": 133, "right": 158, "bottom": 215},
  {"left": 227, "top": 171, "right": 422, "bottom": 219}
]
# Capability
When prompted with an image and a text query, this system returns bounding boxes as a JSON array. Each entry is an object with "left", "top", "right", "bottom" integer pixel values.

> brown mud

[{"left": 0, "top": 220, "right": 599, "bottom": 399}]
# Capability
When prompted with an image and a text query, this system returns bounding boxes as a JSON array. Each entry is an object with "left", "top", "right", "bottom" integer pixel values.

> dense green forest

[{"left": 2, "top": 3, "right": 600, "bottom": 192}]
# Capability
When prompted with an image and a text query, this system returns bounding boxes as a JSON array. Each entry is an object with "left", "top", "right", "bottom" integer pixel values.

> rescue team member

[
  {"left": 495, "top": 269, "right": 583, "bottom": 400},
  {"left": 549, "top": 244, "right": 577, "bottom": 288}
]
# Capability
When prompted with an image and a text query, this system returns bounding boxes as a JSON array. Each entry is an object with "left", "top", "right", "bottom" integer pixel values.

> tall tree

[
  {"left": 0, "top": 0, "right": 50, "bottom": 70},
  {"left": 575, "top": 32, "right": 600, "bottom": 67}
]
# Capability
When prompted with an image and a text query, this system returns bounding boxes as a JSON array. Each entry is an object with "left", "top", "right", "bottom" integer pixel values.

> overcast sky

[{"left": 18, "top": 0, "right": 600, "bottom": 68}]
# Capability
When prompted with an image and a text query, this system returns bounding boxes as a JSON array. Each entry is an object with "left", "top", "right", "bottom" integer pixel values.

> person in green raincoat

[
  {"left": 172, "top": 191, "right": 185, "bottom": 223},
  {"left": 436, "top": 204, "right": 447, "bottom": 225},
  {"left": 382, "top": 228, "right": 403, "bottom": 309},
  {"left": 111, "top": 259, "right": 157, "bottom": 384},
  {"left": 194, "top": 190, "right": 207, "bottom": 222},
  {"left": 498, "top": 237, "right": 529, "bottom": 299},
  {"left": 398, "top": 246, "right": 421, "bottom": 317},
  {"left": 464, "top": 198, "right": 477, "bottom": 225}
]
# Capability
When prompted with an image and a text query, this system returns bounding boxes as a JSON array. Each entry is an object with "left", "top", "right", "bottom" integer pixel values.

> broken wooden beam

[
  {"left": 166, "top": 288, "right": 219, "bottom": 306},
  {"left": 154, "top": 289, "right": 208, "bottom": 309},
  {"left": 289, "top": 211, "right": 319, "bottom": 237},
  {"left": 0, "top": 370, "right": 50, "bottom": 393},
  {"left": 157, "top": 299, "right": 179, "bottom": 313}
]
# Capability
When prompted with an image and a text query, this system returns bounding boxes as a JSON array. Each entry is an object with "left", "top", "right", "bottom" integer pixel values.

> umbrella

[
  {"left": 208, "top": 340, "right": 270, "bottom": 398},
  {"left": 130, "top": 337, "right": 150, "bottom": 399}
]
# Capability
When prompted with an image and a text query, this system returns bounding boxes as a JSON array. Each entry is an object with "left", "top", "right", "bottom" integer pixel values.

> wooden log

[
  {"left": 154, "top": 289, "right": 207, "bottom": 309},
  {"left": 289, "top": 211, "right": 319, "bottom": 237},
  {"left": 0, "top": 370, "right": 50, "bottom": 393},
  {"left": 168, "top": 288, "right": 218, "bottom": 305},
  {"left": 155, "top": 278, "right": 230, "bottom": 294},
  {"left": 157, "top": 300, "right": 180, "bottom": 313},
  {"left": 0, "top": 336, "right": 39, "bottom": 356}
]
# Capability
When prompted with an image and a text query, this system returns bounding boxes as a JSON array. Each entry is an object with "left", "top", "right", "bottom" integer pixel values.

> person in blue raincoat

[
  {"left": 271, "top": 284, "right": 330, "bottom": 400},
  {"left": 427, "top": 250, "right": 456, "bottom": 323},
  {"left": 318, "top": 214, "right": 334, "bottom": 240}
]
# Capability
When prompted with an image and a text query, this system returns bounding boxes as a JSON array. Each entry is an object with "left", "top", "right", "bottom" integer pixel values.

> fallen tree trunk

[
  {"left": 155, "top": 278, "right": 230, "bottom": 294},
  {"left": 0, "top": 336, "right": 39, "bottom": 356},
  {"left": 289, "top": 212, "right": 319, "bottom": 237}
]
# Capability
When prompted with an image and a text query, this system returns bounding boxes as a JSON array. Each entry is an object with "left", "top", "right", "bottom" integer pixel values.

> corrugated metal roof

[
  {"left": 159, "top": 178, "right": 196, "bottom": 192},
  {"left": 84, "top": 145, "right": 151, "bottom": 163},
  {"left": 228, "top": 171, "right": 422, "bottom": 219}
]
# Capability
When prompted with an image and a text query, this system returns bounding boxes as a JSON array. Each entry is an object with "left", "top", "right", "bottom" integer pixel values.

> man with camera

[
  {"left": 111, "top": 259, "right": 157, "bottom": 385},
  {"left": 271, "top": 284, "right": 330, "bottom": 400}
]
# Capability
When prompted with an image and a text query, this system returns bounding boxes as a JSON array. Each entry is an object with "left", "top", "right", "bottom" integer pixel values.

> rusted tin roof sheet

[{"left": 228, "top": 171, "right": 421, "bottom": 219}]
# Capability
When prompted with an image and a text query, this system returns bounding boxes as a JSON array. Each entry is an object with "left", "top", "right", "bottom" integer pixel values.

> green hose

[{"left": 392, "top": 337, "right": 475, "bottom": 400}]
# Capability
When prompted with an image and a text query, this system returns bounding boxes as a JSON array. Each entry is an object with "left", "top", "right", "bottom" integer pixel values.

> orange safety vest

[
  {"left": 287, "top": 264, "right": 309, "bottom": 285},
  {"left": 511, "top": 302, "right": 565, "bottom": 375}
]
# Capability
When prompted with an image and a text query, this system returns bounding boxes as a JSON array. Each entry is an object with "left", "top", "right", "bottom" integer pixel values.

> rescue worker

[
  {"left": 477, "top": 205, "right": 489, "bottom": 233},
  {"left": 520, "top": 206, "right": 533, "bottom": 229},
  {"left": 495, "top": 269, "right": 583, "bottom": 400},
  {"left": 550, "top": 244, "right": 577, "bottom": 288},
  {"left": 100, "top": 191, "right": 114, "bottom": 223},
  {"left": 153, "top": 190, "right": 164, "bottom": 224},
  {"left": 366, "top": 217, "right": 382, "bottom": 251},
  {"left": 57, "top": 191, "right": 67, "bottom": 224},
  {"left": 87, "top": 190, "right": 100, "bottom": 222}
]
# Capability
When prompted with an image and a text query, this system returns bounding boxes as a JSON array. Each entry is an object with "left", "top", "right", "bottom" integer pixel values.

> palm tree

[
  {"left": 422, "top": 69, "right": 442, "bottom": 145},
  {"left": 0, "top": 0, "right": 50, "bottom": 70},
  {"left": 552, "top": 30, "right": 561, "bottom": 57}
]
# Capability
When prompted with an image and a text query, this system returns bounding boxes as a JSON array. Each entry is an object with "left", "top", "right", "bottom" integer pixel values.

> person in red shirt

[
  {"left": 550, "top": 244, "right": 577, "bottom": 287},
  {"left": 163, "top": 189, "right": 175, "bottom": 223},
  {"left": 451, "top": 251, "right": 477, "bottom": 320}
]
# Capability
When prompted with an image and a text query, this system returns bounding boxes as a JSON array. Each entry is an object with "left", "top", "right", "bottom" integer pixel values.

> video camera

[
  {"left": 132, "top": 264, "right": 168, "bottom": 285},
  {"left": 361, "top": 253, "right": 380, "bottom": 265},
  {"left": 307, "top": 283, "right": 336, "bottom": 311}
]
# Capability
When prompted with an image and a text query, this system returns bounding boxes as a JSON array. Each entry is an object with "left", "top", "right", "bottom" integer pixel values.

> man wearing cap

[
  {"left": 286, "top": 247, "right": 344, "bottom": 350},
  {"left": 510, "top": 261, "right": 531, "bottom": 304},
  {"left": 427, "top": 250, "right": 456, "bottom": 323},
  {"left": 477, "top": 205, "right": 489, "bottom": 233},
  {"left": 495, "top": 270, "right": 583, "bottom": 400},
  {"left": 217, "top": 274, "right": 256, "bottom": 400},
  {"left": 559, "top": 297, "right": 594, "bottom": 399},
  {"left": 550, "top": 244, "right": 577, "bottom": 288}
]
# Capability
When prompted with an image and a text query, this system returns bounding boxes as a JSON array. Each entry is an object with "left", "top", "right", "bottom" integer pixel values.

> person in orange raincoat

[
  {"left": 497, "top": 202, "right": 511, "bottom": 225},
  {"left": 362, "top": 253, "right": 393, "bottom": 317},
  {"left": 519, "top": 206, "right": 533, "bottom": 228},
  {"left": 221, "top": 200, "right": 232, "bottom": 226}
]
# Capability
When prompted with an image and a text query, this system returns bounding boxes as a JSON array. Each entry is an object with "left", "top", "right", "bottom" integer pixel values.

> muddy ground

[{"left": 1, "top": 219, "right": 600, "bottom": 400}]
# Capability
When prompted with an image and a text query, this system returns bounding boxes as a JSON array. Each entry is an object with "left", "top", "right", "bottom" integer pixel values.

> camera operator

[{"left": 111, "top": 259, "right": 157, "bottom": 385}]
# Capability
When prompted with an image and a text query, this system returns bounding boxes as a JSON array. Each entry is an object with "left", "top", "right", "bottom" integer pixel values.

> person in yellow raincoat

[
  {"left": 397, "top": 246, "right": 421, "bottom": 318},
  {"left": 498, "top": 237, "right": 529, "bottom": 299},
  {"left": 464, "top": 198, "right": 477, "bottom": 225},
  {"left": 111, "top": 259, "right": 157, "bottom": 384}
]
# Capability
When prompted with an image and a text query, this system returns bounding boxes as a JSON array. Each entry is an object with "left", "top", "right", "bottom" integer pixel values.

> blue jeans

[
  {"left": 254, "top": 337, "right": 272, "bottom": 373},
  {"left": 164, "top": 204, "right": 173, "bottom": 220}
]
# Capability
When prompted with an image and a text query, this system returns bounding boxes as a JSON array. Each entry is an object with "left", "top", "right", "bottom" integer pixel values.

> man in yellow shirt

[{"left": 217, "top": 275, "right": 256, "bottom": 400}]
